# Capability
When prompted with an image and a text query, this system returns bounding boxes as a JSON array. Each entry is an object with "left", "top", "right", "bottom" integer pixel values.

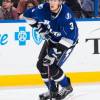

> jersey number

[{"left": 69, "top": 22, "right": 74, "bottom": 30}]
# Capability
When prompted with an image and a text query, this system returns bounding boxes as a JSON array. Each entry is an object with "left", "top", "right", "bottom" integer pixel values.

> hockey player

[{"left": 23, "top": 0, "right": 78, "bottom": 99}]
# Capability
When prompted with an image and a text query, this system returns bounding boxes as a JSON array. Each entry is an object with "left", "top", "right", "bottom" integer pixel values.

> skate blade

[
  {"left": 47, "top": 93, "right": 74, "bottom": 100},
  {"left": 64, "top": 92, "right": 74, "bottom": 100},
  {"left": 47, "top": 97, "right": 59, "bottom": 100},
  {"left": 47, "top": 98, "right": 62, "bottom": 100}
]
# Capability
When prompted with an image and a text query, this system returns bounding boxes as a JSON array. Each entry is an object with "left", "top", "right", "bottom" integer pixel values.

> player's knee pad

[
  {"left": 37, "top": 60, "right": 47, "bottom": 73},
  {"left": 37, "top": 60, "right": 48, "bottom": 79}
]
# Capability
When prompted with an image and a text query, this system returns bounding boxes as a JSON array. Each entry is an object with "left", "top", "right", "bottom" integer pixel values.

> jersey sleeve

[
  {"left": 60, "top": 4, "right": 78, "bottom": 44},
  {"left": 23, "top": 3, "right": 47, "bottom": 21},
  {"left": 23, "top": 7, "right": 36, "bottom": 18},
  {"left": 61, "top": 17, "right": 78, "bottom": 44}
]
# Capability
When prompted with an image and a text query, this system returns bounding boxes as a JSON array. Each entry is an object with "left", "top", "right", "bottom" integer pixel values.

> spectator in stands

[
  {"left": 26, "top": 0, "right": 36, "bottom": 9},
  {"left": 13, "top": 0, "right": 19, "bottom": 8},
  {"left": 64, "top": 0, "right": 83, "bottom": 18},
  {"left": 0, "top": 0, "right": 3, "bottom": 6},
  {"left": 81, "top": 0, "right": 94, "bottom": 18},
  {"left": 17, "top": 0, "right": 39, "bottom": 16},
  {"left": 19, "top": 0, "right": 36, "bottom": 19},
  {"left": 0, "top": 0, "right": 19, "bottom": 19},
  {"left": 81, "top": 0, "right": 100, "bottom": 18}
]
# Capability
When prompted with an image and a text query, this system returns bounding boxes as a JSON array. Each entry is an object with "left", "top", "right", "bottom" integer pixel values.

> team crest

[
  {"left": 65, "top": 12, "right": 72, "bottom": 20},
  {"left": 38, "top": 4, "right": 44, "bottom": 9},
  {"left": 32, "top": 28, "right": 43, "bottom": 45}
]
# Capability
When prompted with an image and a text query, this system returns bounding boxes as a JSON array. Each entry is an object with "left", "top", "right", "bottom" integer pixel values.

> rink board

[{"left": 0, "top": 19, "right": 100, "bottom": 86}]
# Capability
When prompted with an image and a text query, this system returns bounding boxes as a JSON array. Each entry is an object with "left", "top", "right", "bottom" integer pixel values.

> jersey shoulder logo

[
  {"left": 38, "top": 4, "right": 44, "bottom": 9},
  {"left": 65, "top": 12, "right": 72, "bottom": 20}
]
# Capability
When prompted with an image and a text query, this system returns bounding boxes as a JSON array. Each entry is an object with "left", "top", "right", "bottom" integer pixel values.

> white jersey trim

[
  {"left": 59, "top": 37, "right": 73, "bottom": 48},
  {"left": 54, "top": 73, "right": 65, "bottom": 82}
]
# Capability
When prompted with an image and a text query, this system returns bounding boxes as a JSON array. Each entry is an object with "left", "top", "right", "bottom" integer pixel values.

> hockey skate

[
  {"left": 39, "top": 91, "right": 58, "bottom": 100},
  {"left": 55, "top": 85, "right": 73, "bottom": 100}
]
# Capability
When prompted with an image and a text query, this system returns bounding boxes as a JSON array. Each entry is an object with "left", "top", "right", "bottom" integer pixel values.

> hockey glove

[
  {"left": 26, "top": 18, "right": 51, "bottom": 39},
  {"left": 35, "top": 22, "right": 51, "bottom": 40},
  {"left": 43, "top": 55, "right": 55, "bottom": 66}
]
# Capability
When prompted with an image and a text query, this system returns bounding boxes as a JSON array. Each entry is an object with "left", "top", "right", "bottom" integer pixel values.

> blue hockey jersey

[{"left": 24, "top": 3, "right": 78, "bottom": 45}]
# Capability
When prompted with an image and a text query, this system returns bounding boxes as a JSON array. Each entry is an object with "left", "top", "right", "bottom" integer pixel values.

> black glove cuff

[{"left": 30, "top": 21, "right": 38, "bottom": 28}]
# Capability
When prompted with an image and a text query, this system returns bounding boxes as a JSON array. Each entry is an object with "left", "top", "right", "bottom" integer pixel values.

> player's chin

[
  {"left": 50, "top": 8, "right": 54, "bottom": 11},
  {"left": 50, "top": 6, "right": 55, "bottom": 11},
  {"left": 50, "top": 8, "right": 56, "bottom": 12}
]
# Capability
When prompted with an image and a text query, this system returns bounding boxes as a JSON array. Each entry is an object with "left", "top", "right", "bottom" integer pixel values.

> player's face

[{"left": 48, "top": 0, "right": 62, "bottom": 13}]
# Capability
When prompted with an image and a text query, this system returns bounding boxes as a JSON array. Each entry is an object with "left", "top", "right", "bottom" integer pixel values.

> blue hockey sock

[
  {"left": 45, "top": 80, "right": 58, "bottom": 92},
  {"left": 58, "top": 76, "right": 69, "bottom": 87}
]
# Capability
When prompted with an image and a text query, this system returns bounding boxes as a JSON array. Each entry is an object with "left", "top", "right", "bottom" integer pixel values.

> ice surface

[{"left": 0, "top": 83, "right": 100, "bottom": 100}]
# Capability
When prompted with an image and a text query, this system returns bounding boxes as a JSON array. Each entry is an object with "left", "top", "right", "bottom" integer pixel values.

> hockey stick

[
  {"left": 46, "top": 40, "right": 52, "bottom": 100},
  {"left": 47, "top": 64, "right": 52, "bottom": 100}
]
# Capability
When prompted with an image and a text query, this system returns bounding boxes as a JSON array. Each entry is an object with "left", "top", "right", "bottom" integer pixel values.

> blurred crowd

[{"left": 0, "top": 0, "right": 100, "bottom": 20}]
